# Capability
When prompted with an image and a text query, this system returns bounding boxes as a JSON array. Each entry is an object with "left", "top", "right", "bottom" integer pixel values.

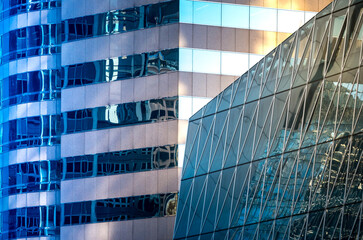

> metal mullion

[
  {"left": 207, "top": 113, "right": 229, "bottom": 172},
  {"left": 193, "top": 116, "right": 216, "bottom": 176},
  {"left": 185, "top": 175, "right": 209, "bottom": 237},
  {"left": 222, "top": 107, "right": 244, "bottom": 168},
  {"left": 334, "top": 71, "right": 359, "bottom": 135},
  {"left": 214, "top": 168, "right": 237, "bottom": 230},
  {"left": 315, "top": 75, "right": 340, "bottom": 143},
  {"left": 250, "top": 98, "right": 274, "bottom": 161},
  {"left": 342, "top": 8, "right": 363, "bottom": 67},
  {"left": 199, "top": 172, "right": 222, "bottom": 233}
]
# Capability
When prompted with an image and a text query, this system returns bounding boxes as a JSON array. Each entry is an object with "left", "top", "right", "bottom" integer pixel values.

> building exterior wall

[
  {"left": 0, "top": 0, "right": 329, "bottom": 239},
  {"left": 174, "top": 0, "right": 363, "bottom": 239}
]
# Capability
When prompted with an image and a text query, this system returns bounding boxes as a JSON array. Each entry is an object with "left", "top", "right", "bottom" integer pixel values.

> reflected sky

[
  {"left": 179, "top": 48, "right": 263, "bottom": 76},
  {"left": 180, "top": 0, "right": 317, "bottom": 33}
]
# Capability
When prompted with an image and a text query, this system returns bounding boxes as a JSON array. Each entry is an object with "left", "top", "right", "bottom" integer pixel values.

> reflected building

[
  {"left": 0, "top": 0, "right": 331, "bottom": 239},
  {"left": 174, "top": 0, "right": 363, "bottom": 239}
]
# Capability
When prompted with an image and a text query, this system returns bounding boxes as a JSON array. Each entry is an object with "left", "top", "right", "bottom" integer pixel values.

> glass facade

[
  {"left": 61, "top": 48, "right": 178, "bottom": 88},
  {"left": 0, "top": 0, "right": 330, "bottom": 238},
  {"left": 0, "top": 205, "right": 60, "bottom": 239},
  {"left": 174, "top": 0, "right": 363, "bottom": 239},
  {"left": 1, "top": 160, "right": 60, "bottom": 197},
  {"left": 61, "top": 0, "right": 178, "bottom": 42},
  {"left": 180, "top": 0, "right": 316, "bottom": 33},
  {"left": 0, "top": 144, "right": 177, "bottom": 199},
  {"left": 62, "top": 144, "right": 178, "bottom": 180},
  {"left": 62, "top": 193, "right": 178, "bottom": 225},
  {"left": 61, "top": 96, "right": 178, "bottom": 133},
  {"left": 0, "top": 69, "right": 61, "bottom": 108},
  {"left": 0, "top": 24, "right": 61, "bottom": 64},
  {"left": 1, "top": 115, "right": 61, "bottom": 152},
  {"left": 0, "top": 0, "right": 61, "bottom": 21}
]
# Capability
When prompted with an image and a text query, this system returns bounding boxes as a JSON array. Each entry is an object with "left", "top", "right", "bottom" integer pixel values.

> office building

[
  {"left": 174, "top": 0, "right": 363, "bottom": 239},
  {"left": 0, "top": 0, "right": 329, "bottom": 239}
]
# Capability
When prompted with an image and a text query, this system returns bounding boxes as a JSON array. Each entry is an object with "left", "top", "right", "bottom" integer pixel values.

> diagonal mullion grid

[
  {"left": 194, "top": 116, "right": 216, "bottom": 176},
  {"left": 185, "top": 174, "right": 208, "bottom": 236},
  {"left": 175, "top": 1, "right": 363, "bottom": 239}
]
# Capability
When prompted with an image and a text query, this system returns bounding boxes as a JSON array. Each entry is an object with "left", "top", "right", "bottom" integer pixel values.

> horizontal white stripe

[
  {"left": 60, "top": 168, "right": 181, "bottom": 203},
  {"left": 60, "top": 216, "right": 176, "bottom": 240},
  {"left": 180, "top": 48, "right": 264, "bottom": 76},
  {"left": 181, "top": 0, "right": 317, "bottom": 33},
  {"left": 60, "top": 120, "right": 188, "bottom": 158},
  {"left": 0, "top": 145, "right": 60, "bottom": 168},
  {"left": 61, "top": 72, "right": 178, "bottom": 112},
  {"left": 61, "top": 0, "right": 173, "bottom": 20},
  {"left": 0, "top": 55, "right": 59, "bottom": 78},
  {"left": 0, "top": 9, "right": 60, "bottom": 34},
  {"left": 1, "top": 100, "right": 58, "bottom": 122},
  {"left": 1, "top": 191, "right": 58, "bottom": 211},
  {"left": 61, "top": 24, "right": 178, "bottom": 66}
]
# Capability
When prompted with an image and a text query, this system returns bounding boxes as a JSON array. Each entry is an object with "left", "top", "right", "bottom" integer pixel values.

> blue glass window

[
  {"left": 0, "top": 161, "right": 60, "bottom": 197},
  {"left": 0, "top": 0, "right": 61, "bottom": 20},
  {"left": 0, "top": 115, "right": 61, "bottom": 153},
  {"left": 0, "top": 24, "right": 61, "bottom": 64},
  {"left": 61, "top": 0, "right": 178, "bottom": 42},
  {"left": 61, "top": 97, "right": 178, "bottom": 134},
  {"left": 0, "top": 70, "right": 61, "bottom": 108},
  {"left": 61, "top": 48, "right": 178, "bottom": 88},
  {"left": 62, "top": 144, "right": 178, "bottom": 180},
  {"left": 0, "top": 206, "right": 60, "bottom": 239},
  {"left": 62, "top": 193, "right": 177, "bottom": 225}
]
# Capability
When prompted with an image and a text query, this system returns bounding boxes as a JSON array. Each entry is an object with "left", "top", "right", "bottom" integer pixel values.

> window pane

[
  {"left": 222, "top": 4, "right": 249, "bottom": 29},
  {"left": 193, "top": 1, "right": 221, "bottom": 26},
  {"left": 250, "top": 7, "right": 277, "bottom": 31},
  {"left": 278, "top": 10, "right": 305, "bottom": 33},
  {"left": 193, "top": 49, "right": 221, "bottom": 74}
]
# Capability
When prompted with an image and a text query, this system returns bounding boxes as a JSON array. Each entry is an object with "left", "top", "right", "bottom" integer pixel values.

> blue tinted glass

[
  {"left": 62, "top": 0, "right": 178, "bottom": 42},
  {"left": 180, "top": 0, "right": 193, "bottom": 23},
  {"left": 0, "top": 206, "right": 60, "bottom": 238},
  {"left": 62, "top": 193, "right": 177, "bottom": 226},
  {"left": 0, "top": 24, "right": 61, "bottom": 64},
  {"left": 0, "top": 0, "right": 60, "bottom": 21},
  {"left": 222, "top": 4, "right": 249, "bottom": 29},
  {"left": 193, "top": 1, "right": 221, "bottom": 26},
  {"left": 62, "top": 97, "right": 178, "bottom": 134},
  {"left": 0, "top": 115, "right": 61, "bottom": 153},
  {"left": 62, "top": 49, "right": 178, "bottom": 88}
]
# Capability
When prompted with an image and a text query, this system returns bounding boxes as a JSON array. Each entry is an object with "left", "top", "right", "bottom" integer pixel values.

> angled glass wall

[{"left": 174, "top": 0, "right": 363, "bottom": 239}]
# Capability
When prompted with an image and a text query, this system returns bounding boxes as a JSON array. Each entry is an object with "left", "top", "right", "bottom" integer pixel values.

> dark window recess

[
  {"left": 61, "top": 0, "right": 178, "bottom": 42},
  {"left": 0, "top": 115, "right": 61, "bottom": 153},
  {"left": 62, "top": 193, "right": 178, "bottom": 226},
  {"left": 0, "top": 24, "right": 61, "bottom": 64},
  {"left": 61, "top": 96, "right": 178, "bottom": 134},
  {"left": 61, "top": 144, "right": 178, "bottom": 180},
  {"left": 0, "top": 206, "right": 60, "bottom": 239},
  {"left": 0, "top": 69, "right": 61, "bottom": 109},
  {"left": 0, "top": 0, "right": 61, "bottom": 21},
  {"left": 61, "top": 48, "right": 178, "bottom": 88},
  {"left": 0, "top": 161, "right": 61, "bottom": 198}
]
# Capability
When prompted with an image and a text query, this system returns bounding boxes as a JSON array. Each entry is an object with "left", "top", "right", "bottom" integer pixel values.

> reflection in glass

[
  {"left": 0, "top": 205, "right": 60, "bottom": 239},
  {"left": 0, "top": 115, "right": 61, "bottom": 153},
  {"left": 61, "top": 49, "right": 178, "bottom": 88},
  {"left": 0, "top": 0, "right": 61, "bottom": 20},
  {"left": 0, "top": 161, "right": 60, "bottom": 197},
  {"left": 62, "top": 193, "right": 177, "bottom": 225},
  {"left": 175, "top": 2, "right": 363, "bottom": 239},
  {"left": 62, "top": 144, "right": 178, "bottom": 180},
  {"left": 62, "top": 97, "right": 178, "bottom": 133},
  {"left": 62, "top": 0, "right": 178, "bottom": 42},
  {"left": 0, "top": 24, "right": 61, "bottom": 64},
  {"left": 0, "top": 70, "right": 61, "bottom": 108}
]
